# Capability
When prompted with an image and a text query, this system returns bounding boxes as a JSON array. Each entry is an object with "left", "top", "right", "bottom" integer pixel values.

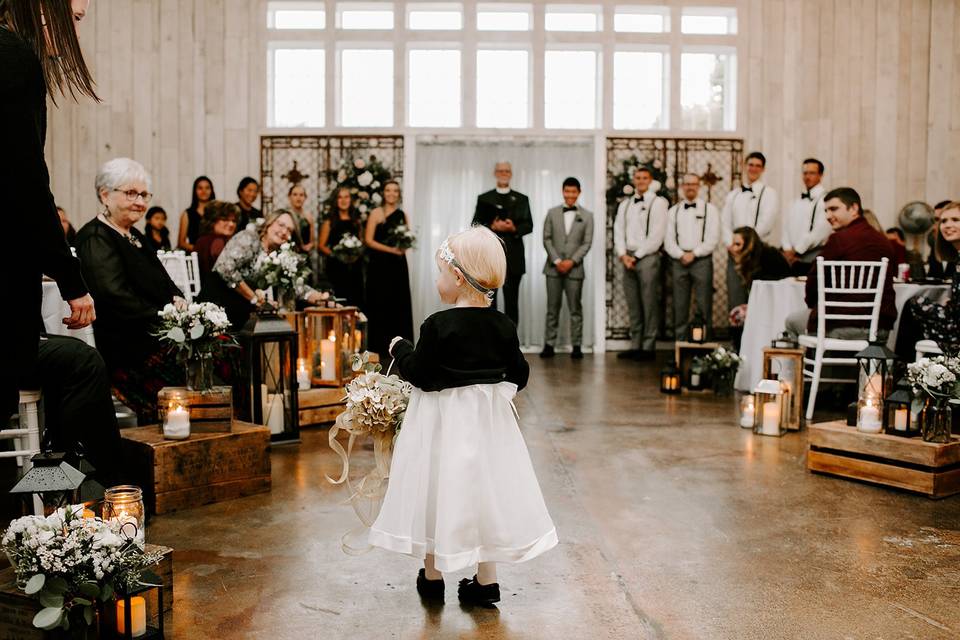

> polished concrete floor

[{"left": 147, "top": 355, "right": 960, "bottom": 639}]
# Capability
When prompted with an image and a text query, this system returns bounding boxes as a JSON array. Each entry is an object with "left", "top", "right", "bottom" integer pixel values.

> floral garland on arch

[
  {"left": 605, "top": 154, "right": 673, "bottom": 205},
  {"left": 323, "top": 155, "right": 397, "bottom": 224}
]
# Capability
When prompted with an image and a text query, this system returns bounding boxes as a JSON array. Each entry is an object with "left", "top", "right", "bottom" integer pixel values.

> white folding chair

[
  {"left": 799, "top": 257, "right": 889, "bottom": 421},
  {"left": 184, "top": 252, "right": 202, "bottom": 300},
  {"left": 158, "top": 250, "right": 194, "bottom": 302},
  {"left": 1, "top": 391, "right": 44, "bottom": 514},
  {"left": 915, "top": 340, "right": 943, "bottom": 362}
]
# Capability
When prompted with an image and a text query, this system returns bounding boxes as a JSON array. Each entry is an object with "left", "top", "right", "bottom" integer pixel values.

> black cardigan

[
  {"left": 391, "top": 307, "right": 529, "bottom": 392},
  {"left": 75, "top": 219, "right": 182, "bottom": 367}
]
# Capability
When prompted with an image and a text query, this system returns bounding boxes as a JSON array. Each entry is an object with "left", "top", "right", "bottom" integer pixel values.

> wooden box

[
  {"left": 674, "top": 341, "right": 721, "bottom": 391},
  {"left": 807, "top": 420, "right": 960, "bottom": 498},
  {"left": 299, "top": 387, "right": 346, "bottom": 427},
  {"left": 0, "top": 545, "right": 173, "bottom": 639},
  {"left": 120, "top": 421, "right": 271, "bottom": 515},
  {"left": 158, "top": 386, "right": 233, "bottom": 433}
]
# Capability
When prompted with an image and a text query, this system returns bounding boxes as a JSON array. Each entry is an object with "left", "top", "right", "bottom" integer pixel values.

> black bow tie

[
  {"left": 563, "top": 206, "right": 577, "bottom": 212},
  {"left": 741, "top": 186, "right": 753, "bottom": 193},
  {"left": 801, "top": 191, "right": 811, "bottom": 200},
  {"left": 683, "top": 202, "right": 697, "bottom": 209},
  {"left": 633, "top": 197, "right": 645, "bottom": 204}
]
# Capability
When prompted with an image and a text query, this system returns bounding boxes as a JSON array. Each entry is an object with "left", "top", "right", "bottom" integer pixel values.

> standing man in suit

[
  {"left": 721, "top": 151, "right": 779, "bottom": 310},
  {"left": 664, "top": 174, "right": 720, "bottom": 341},
  {"left": 541, "top": 177, "right": 594, "bottom": 359},
  {"left": 473, "top": 161, "right": 533, "bottom": 325},
  {"left": 781, "top": 158, "right": 831, "bottom": 276},
  {"left": 614, "top": 166, "right": 668, "bottom": 360}
]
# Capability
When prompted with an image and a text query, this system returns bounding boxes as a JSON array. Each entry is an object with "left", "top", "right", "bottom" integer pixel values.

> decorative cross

[
  {"left": 283, "top": 160, "right": 309, "bottom": 186},
  {"left": 700, "top": 163, "right": 720, "bottom": 202}
]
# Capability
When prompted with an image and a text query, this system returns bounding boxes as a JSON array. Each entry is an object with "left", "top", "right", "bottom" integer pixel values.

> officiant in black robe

[{"left": 472, "top": 162, "right": 533, "bottom": 325}]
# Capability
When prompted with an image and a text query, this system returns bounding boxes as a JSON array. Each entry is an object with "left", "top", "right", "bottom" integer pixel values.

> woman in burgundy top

[{"left": 194, "top": 201, "right": 240, "bottom": 275}]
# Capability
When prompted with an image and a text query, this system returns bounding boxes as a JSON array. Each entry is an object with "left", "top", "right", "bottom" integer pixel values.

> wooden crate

[
  {"left": 120, "top": 421, "right": 271, "bottom": 515},
  {"left": 298, "top": 387, "right": 345, "bottom": 426},
  {"left": 807, "top": 420, "right": 960, "bottom": 498},
  {"left": 0, "top": 545, "right": 173, "bottom": 639},
  {"left": 674, "top": 341, "right": 721, "bottom": 390},
  {"left": 158, "top": 386, "right": 233, "bottom": 433}
]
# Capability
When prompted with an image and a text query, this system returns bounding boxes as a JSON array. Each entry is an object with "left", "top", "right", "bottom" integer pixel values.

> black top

[
  {"left": 327, "top": 213, "right": 361, "bottom": 250},
  {"left": 75, "top": 218, "right": 183, "bottom": 367},
  {"left": 236, "top": 203, "right": 262, "bottom": 231},
  {"left": 472, "top": 189, "right": 533, "bottom": 276},
  {"left": 185, "top": 208, "right": 203, "bottom": 245},
  {"left": 927, "top": 256, "right": 957, "bottom": 281},
  {"left": 392, "top": 307, "right": 529, "bottom": 392},
  {"left": 143, "top": 227, "right": 171, "bottom": 252},
  {"left": 0, "top": 26, "right": 87, "bottom": 299},
  {"left": 752, "top": 245, "right": 793, "bottom": 282}
]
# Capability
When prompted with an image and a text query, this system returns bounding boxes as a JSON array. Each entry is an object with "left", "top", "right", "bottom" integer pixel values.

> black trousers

[
  {"left": 22, "top": 335, "right": 123, "bottom": 486},
  {"left": 493, "top": 272, "right": 523, "bottom": 325}
]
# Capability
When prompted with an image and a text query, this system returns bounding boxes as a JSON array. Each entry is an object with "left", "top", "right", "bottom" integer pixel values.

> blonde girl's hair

[{"left": 443, "top": 226, "right": 507, "bottom": 302}]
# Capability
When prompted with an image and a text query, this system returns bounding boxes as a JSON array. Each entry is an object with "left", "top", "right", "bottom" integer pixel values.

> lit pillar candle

[
  {"left": 297, "top": 358, "right": 311, "bottom": 390},
  {"left": 691, "top": 327, "right": 704, "bottom": 342},
  {"left": 263, "top": 390, "right": 285, "bottom": 435},
  {"left": 320, "top": 331, "right": 337, "bottom": 380},
  {"left": 858, "top": 402, "right": 882, "bottom": 433},
  {"left": 740, "top": 403, "right": 755, "bottom": 428},
  {"left": 894, "top": 407, "right": 909, "bottom": 431},
  {"left": 690, "top": 372, "right": 701, "bottom": 387},
  {"left": 163, "top": 403, "right": 190, "bottom": 440},
  {"left": 762, "top": 401, "right": 781, "bottom": 435},
  {"left": 116, "top": 596, "right": 147, "bottom": 637}
]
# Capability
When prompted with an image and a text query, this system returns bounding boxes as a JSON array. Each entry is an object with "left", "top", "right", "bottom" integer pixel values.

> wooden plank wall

[{"left": 45, "top": 0, "right": 959, "bottom": 237}]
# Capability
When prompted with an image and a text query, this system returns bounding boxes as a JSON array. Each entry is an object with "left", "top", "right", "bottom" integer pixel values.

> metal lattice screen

[
  {"left": 605, "top": 137, "right": 744, "bottom": 340},
  {"left": 260, "top": 136, "right": 404, "bottom": 216}
]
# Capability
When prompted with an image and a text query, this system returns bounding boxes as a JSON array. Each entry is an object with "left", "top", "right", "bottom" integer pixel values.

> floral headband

[{"left": 439, "top": 239, "right": 495, "bottom": 300}]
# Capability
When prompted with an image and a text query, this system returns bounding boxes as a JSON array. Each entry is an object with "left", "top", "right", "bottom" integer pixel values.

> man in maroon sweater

[{"left": 785, "top": 187, "right": 896, "bottom": 339}]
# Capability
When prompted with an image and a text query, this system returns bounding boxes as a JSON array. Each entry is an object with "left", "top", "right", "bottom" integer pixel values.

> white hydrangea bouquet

[
  {"left": 330, "top": 232, "right": 364, "bottom": 264},
  {"left": 326, "top": 352, "right": 412, "bottom": 553},
  {"left": 385, "top": 223, "right": 417, "bottom": 250},
  {"left": 324, "top": 155, "right": 395, "bottom": 223},
  {"left": 2, "top": 506, "right": 162, "bottom": 634},
  {"left": 253, "top": 241, "right": 310, "bottom": 302},
  {"left": 695, "top": 346, "right": 743, "bottom": 394},
  {"left": 156, "top": 301, "right": 235, "bottom": 390},
  {"left": 906, "top": 355, "right": 960, "bottom": 403}
]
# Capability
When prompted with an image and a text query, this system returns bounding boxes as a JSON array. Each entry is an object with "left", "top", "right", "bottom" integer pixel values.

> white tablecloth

[
  {"left": 735, "top": 279, "right": 950, "bottom": 391},
  {"left": 41, "top": 280, "right": 96, "bottom": 346}
]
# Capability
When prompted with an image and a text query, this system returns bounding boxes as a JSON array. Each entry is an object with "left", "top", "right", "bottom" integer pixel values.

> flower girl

[{"left": 369, "top": 225, "right": 557, "bottom": 606}]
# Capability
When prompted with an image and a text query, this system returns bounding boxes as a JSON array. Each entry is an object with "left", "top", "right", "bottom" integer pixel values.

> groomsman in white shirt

[
  {"left": 721, "top": 151, "right": 779, "bottom": 309},
  {"left": 665, "top": 174, "right": 720, "bottom": 341},
  {"left": 781, "top": 158, "right": 831, "bottom": 276},
  {"left": 614, "top": 166, "right": 668, "bottom": 360}
]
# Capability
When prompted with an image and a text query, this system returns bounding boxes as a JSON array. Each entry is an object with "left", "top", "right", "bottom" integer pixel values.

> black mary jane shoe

[
  {"left": 457, "top": 575, "right": 500, "bottom": 606},
  {"left": 417, "top": 569, "right": 445, "bottom": 601}
]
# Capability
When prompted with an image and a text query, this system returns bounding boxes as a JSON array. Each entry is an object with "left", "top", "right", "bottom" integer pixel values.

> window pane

[
  {"left": 340, "top": 49, "right": 393, "bottom": 126},
  {"left": 409, "top": 49, "right": 462, "bottom": 127},
  {"left": 544, "top": 51, "right": 596, "bottom": 129},
  {"left": 409, "top": 9, "right": 462, "bottom": 30},
  {"left": 476, "top": 50, "right": 529, "bottom": 128},
  {"left": 681, "top": 52, "right": 736, "bottom": 131},
  {"left": 545, "top": 6, "right": 600, "bottom": 32},
  {"left": 271, "top": 9, "right": 326, "bottom": 29},
  {"left": 339, "top": 6, "right": 394, "bottom": 29},
  {"left": 272, "top": 49, "right": 325, "bottom": 127},
  {"left": 614, "top": 7, "right": 668, "bottom": 33},
  {"left": 477, "top": 4, "right": 531, "bottom": 31},
  {"left": 613, "top": 51, "right": 666, "bottom": 129},
  {"left": 681, "top": 8, "right": 737, "bottom": 34}
]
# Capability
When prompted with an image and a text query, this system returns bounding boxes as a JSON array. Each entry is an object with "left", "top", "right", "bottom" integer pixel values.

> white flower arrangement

[
  {"left": 252, "top": 241, "right": 310, "bottom": 299},
  {"left": 330, "top": 232, "right": 364, "bottom": 264},
  {"left": 386, "top": 223, "right": 417, "bottom": 250},
  {"left": 357, "top": 171, "right": 374, "bottom": 187},
  {"left": 325, "top": 155, "right": 398, "bottom": 224},
  {"left": 697, "top": 346, "right": 743, "bottom": 375},
  {"left": 907, "top": 355, "right": 960, "bottom": 401},
  {"left": 2, "top": 507, "right": 162, "bottom": 633},
  {"left": 156, "top": 301, "right": 235, "bottom": 363}
]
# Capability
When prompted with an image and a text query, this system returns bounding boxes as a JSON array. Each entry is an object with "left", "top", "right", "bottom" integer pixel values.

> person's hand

[
  {"left": 782, "top": 249, "right": 797, "bottom": 264},
  {"left": 490, "top": 218, "right": 508, "bottom": 232},
  {"left": 620, "top": 254, "right": 637, "bottom": 269},
  {"left": 63, "top": 294, "right": 95, "bottom": 330},
  {"left": 681, "top": 252, "right": 695, "bottom": 266},
  {"left": 389, "top": 336, "right": 404, "bottom": 355},
  {"left": 173, "top": 296, "right": 188, "bottom": 310},
  {"left": 558, "top": 259, "right": 575, "bottom": 274},
  {"left": 500, "top": 219, "right": 516, "bottom": 233},
  {"left": 393, "top": 247, "right": 406, "bottom": 256},
  {"left": 727, "top": 244, "right": 737, "bottom": 255}
]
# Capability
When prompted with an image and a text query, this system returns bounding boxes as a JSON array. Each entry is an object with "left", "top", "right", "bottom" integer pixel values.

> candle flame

[{"left": 327, "top": 331, "right": 336, "bottom": 342}]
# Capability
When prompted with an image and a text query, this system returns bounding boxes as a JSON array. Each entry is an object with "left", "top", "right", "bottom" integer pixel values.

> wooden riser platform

[
  {"left": 807, "top": 420, "right": 960, "bottom": 498},
  {"left": 298, "top": 387, "right": 345, "bottom": 426}
]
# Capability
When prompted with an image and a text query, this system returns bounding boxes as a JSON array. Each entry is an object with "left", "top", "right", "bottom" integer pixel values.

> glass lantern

[
  {"left": 739, "top": 394, "right": 756, "bottom": 428},
  {"left": 689, "top": 357, "right": 705, "bottom": 390},
  {"left": 238, "top": 309, "right": 300, "bottom": 444},
  {"left": 884, "top": 381, "right": 918, "bottom": 437},
  {"left": 103, "top": 485, "right": 146, "bottom": 547},
  {"left": 855, "top": 341, "right": 897, "bottom": 405},
  {"left": 303, "top": 306, "right": 364, "bottom": 387},
  {"left": 9, "top": 452, "right": 85, "bottom": 515},
  {"left": 762, "top": 347, "right": 804, "bottom": 431},
  {"left": 753, "top": 377, "right": 788, "bottom": 437},
  {"left": 660, "top": 360, "right": 681, "bottom": 394},
  {"left": 771, "top": 331, "right": 798, "bottom": 349},
  {"left": 689, "top": 312, "right": 707, "bottom": 343},
  {"left": 103, "top": 579, "right": 164, "bottom": 640}
]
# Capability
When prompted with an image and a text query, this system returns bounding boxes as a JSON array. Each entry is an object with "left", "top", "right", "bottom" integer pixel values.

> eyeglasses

[{"left": 113, "top": 189, "right": 153, "bottom": 204}]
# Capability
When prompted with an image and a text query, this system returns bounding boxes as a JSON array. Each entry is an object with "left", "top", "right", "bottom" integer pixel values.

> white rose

[
  {"left": 357, "top": 171, "right": 373, "bottom": 187},
  {"left": 372, "top": 193, "right": 382, "bottom": 205}
]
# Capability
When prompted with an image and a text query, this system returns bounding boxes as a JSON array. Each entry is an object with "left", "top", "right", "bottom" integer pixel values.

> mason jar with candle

[
  {"left": 753, "top": 378, "right": 787, "bottom": 437},
  {"left": 161, "top": 400, "right": 190, "bottom": 440},
  {"left": 103, "top": 485, "right": 146, "bottom": 547},
  {"left": 740, "top": 394, "right": 756, "bottom": 429}
]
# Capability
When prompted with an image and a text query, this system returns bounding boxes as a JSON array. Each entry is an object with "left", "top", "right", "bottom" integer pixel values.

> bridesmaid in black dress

[
  {"left": 319, "top": 186, "right": 365, "bottom": 308},
  {"left": 364, "top": 180, "right": 414, "bottom": 361}
]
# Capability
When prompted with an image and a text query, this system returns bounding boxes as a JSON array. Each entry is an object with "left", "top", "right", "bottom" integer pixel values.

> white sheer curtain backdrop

[{"left": 410, "top": 138, "right": 596, "bottom": 349}]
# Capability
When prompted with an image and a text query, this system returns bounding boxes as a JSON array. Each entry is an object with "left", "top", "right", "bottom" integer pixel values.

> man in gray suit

[{"left": 541, "top": 177, "right": 594, "bottom": 359}]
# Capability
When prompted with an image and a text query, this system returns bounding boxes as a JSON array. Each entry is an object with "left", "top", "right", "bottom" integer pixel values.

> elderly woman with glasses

[{"left": 75, "top": 157, "right": 186, "bottom": 424}]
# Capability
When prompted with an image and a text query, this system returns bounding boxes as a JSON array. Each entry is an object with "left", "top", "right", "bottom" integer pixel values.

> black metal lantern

[
  {"left": 660, "top": 360, "right": 681, "bottom": 394},
  {"left": 689, "top": 312, "right": 707, "bottom": 343},
  {"left": 771, "top": 331, "right": 798, "bottom": 349},
  {"left": 101, "top": 575, "right": 164, "bottom": 639},
  {"left": 853, "top": 342, "right": 897, "bottom": 431},
  {"left": 238, "top": 309, "right": 300, "bottom": 444},
  {"left": 884, "top": 381, "right": 919, "bottom": 437},
  {"left": 9, "top": 452, "right": 85, "bottom": 515}
]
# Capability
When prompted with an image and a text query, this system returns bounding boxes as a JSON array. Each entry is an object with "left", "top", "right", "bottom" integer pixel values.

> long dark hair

[
  {"left": 188, "top": 176, "right": 215, "bottom": 214},
  {"left": 330, "top": 186, "right": 360, "bottom": 226},
  {"left": 0, "top": 0, "right": 99, "bottom": 102},
  {"left": 733, "top": 226, "right": 763, "bottom": 287}
]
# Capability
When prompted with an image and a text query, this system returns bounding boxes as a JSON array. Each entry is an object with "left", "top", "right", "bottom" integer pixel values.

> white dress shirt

[
  {"left": 614, "top": 193, "right": 668, "bottom": 259},
  {"left": 780, "top": 184, "right": 831, "bottom": 255},
  {"left": 563, "top": 207, "right": 576, "bottom": 234},
  {"left": 664, "top": 198, "right": 720, "bottom": 260},
  {"left": 720, "top": 181, "right": 779, "bottom": 245}
]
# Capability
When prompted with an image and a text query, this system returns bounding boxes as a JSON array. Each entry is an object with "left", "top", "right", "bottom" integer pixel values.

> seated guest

[
  {"left": 143, "top": 206, "right": 171, "bottom": 251},
  {"left": 235, "top": 177, "right": 262, "bottom": 231},
  {"left": 928, "top": 201, "right": 958, "bottom": 280},
  {"left": 75, "top": 158, "right": 186, "bottom": 424},
  {"left": 785, "top": 187, "right": 896, "bottom": 340},
  {"left": 895, "top": 202, "right": 960, "bottom": 360},
  {"left": 23, "top": 335, "right": 123, "bottom": 486},
  {"left": 884, "top": 226, "right": 909, "bottom": 270},
  {"left": 57, "top": 206, "right": 77, "bottom": 247},
  {"left": 729, "top": 226, "right": 792, "bottom": 291},
  {"left": 194, "top": 200, "right": 239, "bottom": 275},
  {"left": 207, "top": 209, "right": 330, "bottom": 328},
  {"left": 927, "top": 199, "right": 953, "bottom": 261}
]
